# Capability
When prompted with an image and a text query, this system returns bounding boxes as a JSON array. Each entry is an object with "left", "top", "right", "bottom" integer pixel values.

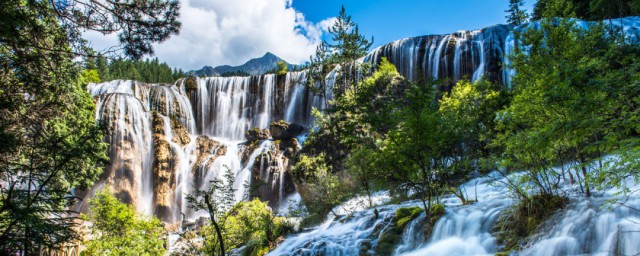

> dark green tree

[
  {"left": 0, "top": 0, "right": 181, "bottom": 253},
  {"left": 506, "top": 0, "right": 531, "bottom": 25},
  {"left": 328, "top": 5, "right": 374, "bottom": 95}
]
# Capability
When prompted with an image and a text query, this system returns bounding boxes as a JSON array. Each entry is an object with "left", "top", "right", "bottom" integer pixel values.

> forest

[{"left": 1, "top": 0, "right": 640, "bottom": 255}]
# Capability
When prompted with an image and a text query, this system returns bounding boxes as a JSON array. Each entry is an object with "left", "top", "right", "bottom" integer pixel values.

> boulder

[
  {"left": 244, "top": 127, "right": 271, "bottom": 142},
  {"left": 269, "top": 120, "right": 305, "bottom": 140}
]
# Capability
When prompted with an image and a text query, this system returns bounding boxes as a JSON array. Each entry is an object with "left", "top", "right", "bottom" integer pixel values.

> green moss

[
  {"left": 375, "top": 226, "right": 402, "bottom": 255},
  {"left": 394, "top": 206, "right": 424, "bottom": 229},
  {"left": 429, "top": 203, "right": 446, "bottom": 224},
  {"left": 493, "top": 194, "right": 568, "bottom": 253}
]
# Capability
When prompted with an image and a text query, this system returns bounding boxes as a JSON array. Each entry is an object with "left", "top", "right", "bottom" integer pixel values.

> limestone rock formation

[
  {"left": 247, "top": 138, "right": 300, "bottom": 209},
  {"left": 270, "top": 120, "right": 305, "bottom": 140},
  {"left": 171, "top": 117, "right": 191, "bottom": 146},
  {"left": 152, "top": 133, "right": 175, "bottom": 221},
  {"left": 151, "top": 113, "right": 178, "bottom": 222},
  {"left": 245, "top": 127, "right": 271, "bottom": 142},
  {"left": 192, "top": 135, "right": 226, "bottom": 178}
]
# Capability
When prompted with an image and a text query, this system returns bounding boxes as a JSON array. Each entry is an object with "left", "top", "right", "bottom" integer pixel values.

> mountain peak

[
  {"left": 189, "top": 52, "right": 294, "bottom": 77},
  {"left": 263, "top": 52, "right": 277, "bottom": 58}
]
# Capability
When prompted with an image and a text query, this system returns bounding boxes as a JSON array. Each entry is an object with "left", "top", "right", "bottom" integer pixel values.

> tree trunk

[
  {"left": 581, "top": 165, "right": 591, "bottom": 197},
  {"left": 205, "top": 194, "right": 225, "bottom": 256}
]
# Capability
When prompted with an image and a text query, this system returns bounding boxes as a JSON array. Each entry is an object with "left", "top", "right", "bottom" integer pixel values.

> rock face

[
  {"left": 93, "top": 92, "right": 152, "bottom": 214},
  {"left": 245, "top": 127, "right": 271, "bottom": 142},
  {"left": 151, "top": 113, "right": 178, "bottom": 222},
  {"left": 171, "top": 118, "right": 191, "bottom": 146},
  {"left": 270, "top": 120, "right": 305, "bottom": 140},
  {"left": 246, "top": 138, "right": 300, "bottom": 209},
  {"left": 192, "top": 135, "right": 226, "bottom": 188}
]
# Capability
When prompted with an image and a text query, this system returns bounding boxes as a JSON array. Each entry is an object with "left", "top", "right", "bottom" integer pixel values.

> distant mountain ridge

[{"left": 188, "top": 52, "right": 296, "bottom": 77}]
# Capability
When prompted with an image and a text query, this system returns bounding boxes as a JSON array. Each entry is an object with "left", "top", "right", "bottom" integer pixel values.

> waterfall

[
  {"left": 92, "top": 82, "right": 154, "bottom": 215},
  {"left": 89, "top": 72, "right": 321, "bottom": 222},
  {"left": 365, "top": 16, "right": 640, "bottom": 89},
  {"left": 88, "top": 16, "right": 640, "bottom": 254}
]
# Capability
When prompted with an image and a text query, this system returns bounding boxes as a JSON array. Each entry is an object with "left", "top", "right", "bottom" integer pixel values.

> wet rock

[
  {"left": 171, "top": 117, "right": 191, "bottom": 146},
  {"left": 245, "top": 127, "right": 271, "bottom": 142},
  {"left": 248, "top": 141, "right": 298, "bottom": 210},
  {"left": 192, "top": 135, "right": 225, "bottom": 183},
  {"left": 270, "top": 120, "right": 305, "bottom": 140},
  {"left": 184, "top": 76, "right": 198, "bottom": 90},
  {"left": 151, "top": 115, "right": 178, "bottom": 222}
]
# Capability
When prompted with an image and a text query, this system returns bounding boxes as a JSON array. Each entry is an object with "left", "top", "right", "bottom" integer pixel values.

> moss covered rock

[
  {"left": 394, "top": 206, "right": 424, "bottom": 229},
  {"left": 376, "top": 226, "right": 403, "bottom": 255},
  {"left": 244, "top": 127, "right": 271, "bottom": 142},
  {"left": 493, "top": 194, "right": 568, "bottom": 253},
  {"left": 184, "top": 76, "right": 198, "bottom": 90},
  {"left": 269, "top": 120, "right": 304, "bottom": 140}
]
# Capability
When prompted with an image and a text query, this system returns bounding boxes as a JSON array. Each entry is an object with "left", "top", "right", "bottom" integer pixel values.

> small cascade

[
  {"left": 268, "top": 166, "right": 640, "bottom": 255},
  {"left": 240, "top": 140, "right": 273, "bottom": 202},
  {"left": 521, "top": 196, "right": 640, "bottom": 255},
  {"left": 398, "top": 174, "right": 512, "bottom": 255}
]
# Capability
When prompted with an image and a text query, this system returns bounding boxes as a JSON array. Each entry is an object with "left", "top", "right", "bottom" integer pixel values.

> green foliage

[
  {"left": 533, "top": 0, "right": 640, "bottom": 20},
  {"left": 82, "top": 190, "right": 166, "bottom": 256},
  {"left": 96, "top": 57, "right": 185, "bottom": 83},
  {"left": 185, "top": 168, "right": 238, "bottom": 255},
  {"left": 439, "top": 79, "right": 506, "bottom": 174},
  {"left": 306, "top": 5, "right": 373, "bottom": 100},
  {"left": 222, "top": 199, "right": 291, "bottom": 256},
  {"left": 81, "top": 69, "right": 102, "bottom": 83},
  {"left": 276, "top": 61, "right": 288, "bottom": 75},
  {"left": 292, "top": 154, "right": 353, "bottom": 225},
  {"left": 0, "top": 1, "right": 109, "bottom": 252},
  {"left": 498, "top": 13, "right": 640, "bottom": 198},
  {"left": 0, "top": 0, "right": 179, "bottom": 253},
  {"left": 506, "top": 0, "right": 531, "bottom": 25}
]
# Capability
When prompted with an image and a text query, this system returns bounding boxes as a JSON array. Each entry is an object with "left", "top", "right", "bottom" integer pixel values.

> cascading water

[
  {"left": 269, "top": 168, "right": 640, "bottom": 256},
  {"left": 89, "top": 72, "right": 321, "bottom": 222},
  {"left": 89, "top": 16, "right": 640, "bottom": 255},
  {"left": 92, "top": 88, "right": 154, "bottom": 215},
  {"left": 365, "top": 16, "right": 640, "bottom": 88}
]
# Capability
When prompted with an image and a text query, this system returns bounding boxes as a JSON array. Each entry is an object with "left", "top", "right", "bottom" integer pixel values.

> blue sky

[
  {"left": 292, "top": 0, "right": 536, "bottom": 47},
  {"left": 86, "top": 0, "right": 536, "bottom": 70}
]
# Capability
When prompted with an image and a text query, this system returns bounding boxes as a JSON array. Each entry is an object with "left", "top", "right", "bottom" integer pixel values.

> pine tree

[
  {"left": 506, "top": 0, "right": 530, "bottom": 25},
  {"left": 328, "top": 5, "right": 373, "bottom": 95}
]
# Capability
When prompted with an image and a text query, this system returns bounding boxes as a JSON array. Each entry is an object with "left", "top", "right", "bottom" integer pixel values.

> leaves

[{"left": 82, "top": 190, "right": 166, "bottom": 256}]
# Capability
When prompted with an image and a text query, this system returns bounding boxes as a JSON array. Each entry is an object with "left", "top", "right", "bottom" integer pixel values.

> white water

[
  {"left": 365, "top": 16, "right": 640, "bottom": 88},
  {"left": 89, "top": 74, "right": 321, "bottom": 221},
  {"left": 269, "top": 169, "right": 640, "bottom": 255}
]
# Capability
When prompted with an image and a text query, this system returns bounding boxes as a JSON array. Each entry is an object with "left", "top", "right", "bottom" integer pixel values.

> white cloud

[{"left": 84, "top": 0, "right": 334, "bottom": 70}]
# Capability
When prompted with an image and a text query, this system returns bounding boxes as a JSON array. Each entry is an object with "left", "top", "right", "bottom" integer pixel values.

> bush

[{"left": 82, "top": 189, "right": 166, "bottom": 256}]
